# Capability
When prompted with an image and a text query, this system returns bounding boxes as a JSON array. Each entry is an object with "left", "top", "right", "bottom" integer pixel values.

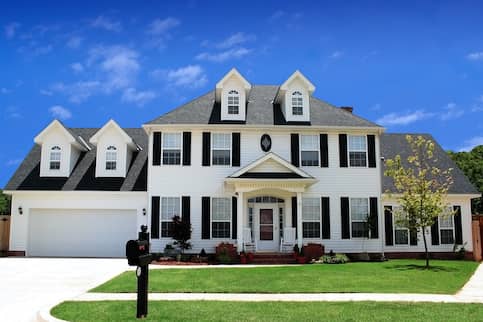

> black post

[{"left": 137, "top": 225, "right": 149, "bottom": 319}]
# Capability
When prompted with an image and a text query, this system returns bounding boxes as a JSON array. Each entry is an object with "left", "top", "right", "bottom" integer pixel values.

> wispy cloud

[
  {"left": 70, "top": 62, "right": 84, "bottom": 73},
  {"left": 121, "top": 88, "right": 157, "bottom": 106},
  {"left": 440, "top": 102, "right": 464, "bottom": 121},
  {"left": 376, "top": 110, "right": 433, "bottom": 126},
  {"left": 196, "top": 47, "right": 252, "bottom": 62},
  {"left": 5, "top": 106, "right": 22, "bottom": 119},
  {"left": 329, "top": 51, "right": 343, "bottom": 59},
  {"left": 147, "top": 17, "right": 180, "bottom": 35},
  {"left": 197, "top": 32, "right": 255, "bottom": 63},
  {"left": 269, "top": 10, "right": 285, "bottom": 21},
  {"left": 50, "top": 81, "right": 102, "bottom": 103},
  {"left": 6, "top": 159, "right": 22, "bottom": 166},
  {"left": 91, "top": 15, "right": 122, "bottom": 32},
  {"left": 1, "top": 87, "right": 11, "bottom": 94},
  {"left": 40, "top": 89, "right": 53, "bottom": 96},
  {"left": 216, "top": 32, "right": 255, "bottom": 49},
  {"left": 66, "top": 36, "right": 82, "bottom": 49},
  {"left": 459, "top": 136, "right": 483, "bottom": 152},
  {"left": 49, "top": 105, "right": 72, "bottom": 120},
  {"left": 152, "top": 65, "right": 208, "bottom": 89},
  {"left": 370, "top": 103, "right": 381, "bottom": 111},
  {"left": 4, "top": 22, "right": 20, "bottom": 39},
  {"left": 466, "top": 52, "right": 483, "bottom": 61}
]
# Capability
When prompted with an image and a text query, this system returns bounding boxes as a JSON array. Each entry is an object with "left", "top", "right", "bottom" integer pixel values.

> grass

[
  {"left": 51, "top": 300, "right": 483, "bottom": 322},
  {"left": 92, "top": 259, "right": 478, "bottom": 294}
]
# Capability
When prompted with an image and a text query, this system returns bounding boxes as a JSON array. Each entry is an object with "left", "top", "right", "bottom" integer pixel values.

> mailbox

[{"left": 126, "top": 239, "right": 151, "bottom": 266}]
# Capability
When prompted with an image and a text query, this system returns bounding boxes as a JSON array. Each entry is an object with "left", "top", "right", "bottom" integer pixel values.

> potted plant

[
  {"left": 240, "top": 251, "right": 247, "bottom": 264},
  {"left": 297, "top": 247, "right": 306, "bottom": 264},
  {"left": 199, "top": 248, "right": 208, "bottom": 262}
]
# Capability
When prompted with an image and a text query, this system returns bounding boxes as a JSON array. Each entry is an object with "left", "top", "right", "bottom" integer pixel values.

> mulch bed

[{"left": 152, "top": 257, "right": 209, "bottom": 266}]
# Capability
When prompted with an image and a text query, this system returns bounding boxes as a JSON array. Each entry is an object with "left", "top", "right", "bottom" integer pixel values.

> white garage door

[{"left": 28, "top": 209, "right": 137, "bottom": 257}]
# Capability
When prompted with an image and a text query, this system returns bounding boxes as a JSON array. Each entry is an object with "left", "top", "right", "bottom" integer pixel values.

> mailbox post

[{"left": 126, "top": 225, "right": 152, "bottom": 319}]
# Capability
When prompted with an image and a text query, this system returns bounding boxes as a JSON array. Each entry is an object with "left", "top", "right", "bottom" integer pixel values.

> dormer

[
  {"left": 34, "top": 119, "right": 88, "bottom": 177},
  {"left": 275, "top": 70, "right": 316, "bottom": 123},
  {"left": 89, "top": 119, "right": 138, "bottom": 178},
  {"left": 215, "top": 68, "right": 251, "bottom": 122}
]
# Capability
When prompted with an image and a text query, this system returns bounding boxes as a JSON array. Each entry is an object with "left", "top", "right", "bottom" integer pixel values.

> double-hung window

[
  {"left": 393, "top": 207, "right": 409, "bottom": 245},
  {"left": 292, "top": 91, "right": 303, "bottom": 115},
  {"left": 227, "top": 90, "right": 240, "bottom": 115},
  {"left": 439, "top": 209, "right": 455, "bottom": 244},
  {"left": 162, "top": 133, "right": 181, "bottom": 165},
  {"left": 105, "top": 146, "right": 117, "bottom": 170},
  {"left": 49, "top": 146, "right": 61, "bottom": 170},
  {"left": 212, "top": 133, "right": 231, "bottom": 165},
  {"left": 350, "top": 198, "right": 369, "bottom": 238},
  {"left": 212, "top": 198, "right": 231, "bottom": 238},
  {"left": 161, "top": 197, "right": 180, "bottom": 238},
  {"left": 348, "top": 135, "right": 367, "bottom": 167},
  {"left": 302, "top": 198, "right": 321, "bottom": 238},
  {"left": 301, "top": 135, "right": 319, "bottom": 166}
]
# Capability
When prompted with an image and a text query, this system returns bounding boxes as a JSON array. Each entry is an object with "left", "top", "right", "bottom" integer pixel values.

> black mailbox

[{"left": 126, "top": 239, "right": 151, "bottom": 266}]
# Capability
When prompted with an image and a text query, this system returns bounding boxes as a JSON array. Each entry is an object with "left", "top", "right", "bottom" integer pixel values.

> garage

[{"left": 28, "top": 209, "right": 137, "bottom": 257}]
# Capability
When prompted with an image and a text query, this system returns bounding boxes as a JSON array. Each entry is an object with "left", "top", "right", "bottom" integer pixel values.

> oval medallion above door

[{"left": 260, "top": 134, "right": 272, "bottom": 152}]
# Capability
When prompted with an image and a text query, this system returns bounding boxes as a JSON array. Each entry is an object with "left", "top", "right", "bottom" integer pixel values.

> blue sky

[{"left": 1, "top": 0, "right": 482, "bottom": 187}]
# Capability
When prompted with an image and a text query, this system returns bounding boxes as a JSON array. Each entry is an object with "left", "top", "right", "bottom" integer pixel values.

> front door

[{"left": 258, "top": 209, "right": 278, "bottom": 251}]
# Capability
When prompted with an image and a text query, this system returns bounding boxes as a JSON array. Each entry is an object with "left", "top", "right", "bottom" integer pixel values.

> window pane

[
  {"left": 352, "top": 222, "right": 368, "bottom": 238},
  {"left": 301, "top": 151, "right": 319, "bottom": 166},
  {"left": 212, "top": 222, "right": 230, "bottom": 238},
  {"left": 161, "top": 222, "right": 174, "bottom": 238},
  {"left": 161, "top": 197, "right": 180, "bottom": 220},
  {"left": 50, "top": 151, "right": 61, "bottom": 161},
  {"left": 50, "top": 161, "right": 60, "bottom": 170},
  {"left": 303, "top": 222, "right": 320, "bottom": 238},
  {"left": 301, "top": 135, "right": 318, "bottom": 150},
  {"left": 351, "top": 198, "right": 368, "bottom": 221},
  {"left": 212, "top": 133, "right": 231, "bottom": 149},
  {"left": 163, "top": 150, "right": 181, "bottom": 165},
  {"left": 439, "top": 216, "right": 453, "bottom": 228},
  {"left": 212, "top": 198, "right": 231, "bottom": 221},
  {"left": 302, "top": 198, "right": 320, "bottom": 221},
  {"left": 348, "top": 136, "right": 366, "bottom": 151},
  {"left": 440, "top": 229, "right": 454, "bottom": 244},
  {"left": 163, "top": 133, "right": 181, "bottom": 149},
  {"left": 349, "top": 151, "right": 367, "bottom": 167},
  {"left": 395, "top": 229, "right": 409, "bottom": 245},
  {"left": 213, "top": 150, "right": 230, "bottom": 165},
  {"left": 106, "top": 161, "right": 117, "bottom": 170}
]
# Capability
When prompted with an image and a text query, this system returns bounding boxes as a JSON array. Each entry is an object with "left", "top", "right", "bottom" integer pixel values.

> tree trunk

[{"left": 422, "top": 228, "right": 429, "bottom": 268}]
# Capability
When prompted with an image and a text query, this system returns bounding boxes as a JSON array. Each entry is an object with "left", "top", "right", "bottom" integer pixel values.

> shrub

[
  {"left": 216, "top": 242, "right": 237, "bottom": 264},
  {"left": 171, "top": 215, "right": 192, "bottom": 253},
  {"left": 318, "top": 253, "right": 350, "bottom": 264}
]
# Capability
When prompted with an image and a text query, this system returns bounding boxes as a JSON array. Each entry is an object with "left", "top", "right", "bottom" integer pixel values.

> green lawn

[
  {"left": 92, "top": 260, "right": 478, "bottom": 294},
  {"left": 51, "top": 300, "right": 483, "bottom": 322}
]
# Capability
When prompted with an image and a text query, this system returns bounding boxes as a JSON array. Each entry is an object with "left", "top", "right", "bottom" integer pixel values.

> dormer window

[
  {"left": 49, "top": 146, "right": 61, "bottom": 170},
  {"left": 292, "top": 91, "right": 303, "bottom": 115},
  {"left": 105, "top": 146, "right": 117, "bottom": 170},
  {"left": 227, "top": 90, "right": 240, "bottom": 115}
]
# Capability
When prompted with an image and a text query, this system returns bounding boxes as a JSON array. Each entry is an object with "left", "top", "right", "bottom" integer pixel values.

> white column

[
  {"left": 297, "top": 192, "right": 303, "bottom": 249},
  {"left": 237, "top": 191, "right": 244, "bottom": 253}
]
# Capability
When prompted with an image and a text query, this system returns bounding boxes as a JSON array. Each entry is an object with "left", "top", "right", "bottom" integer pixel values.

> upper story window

[
  {"left": 162, "top": 133, "right": 181, "bottom": 165},
  {"left": 301, "top": 135, "right": 319, "bottom": 166},
  {"left": 291, "top": 91, "right": 303, "bottom": 115},
  {"left": 212, "top": 133, "right": 231, "bottom": 165},
  {"left": 348, "top": 135, "right": 367, "bottom": 167},
  {"left": 49, "top": 146, "right": 61, "bottom": 170},
  {"left": 227, "top": 90, "right": 240, "bottom": 115},
  {"left": 350, "top": 198, "right": 369, "bottom": 238},
  {"left": 105, "top": 146, "right": 117, "bottom": 170},
  {"left": 212, "top": 197, "right": 231, "bottom": 238},
  {"left": 302, "top": 198, "right": 321, "bottom": 238}
]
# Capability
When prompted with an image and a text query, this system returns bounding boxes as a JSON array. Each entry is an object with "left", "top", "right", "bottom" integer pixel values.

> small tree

[
  {"left": 0, "top": 190, "right": 11, "bottom": 215},
  {"left": 171, "top": 215, "right": 192, "bottom": 254},
  {"left": 384, "top": 135, "right": 453, "bottom": 268}
]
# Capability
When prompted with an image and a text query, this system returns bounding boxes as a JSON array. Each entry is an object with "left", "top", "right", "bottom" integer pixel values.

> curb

[{"left": 37, "top": 306, "right": 68, "bottom": 322}]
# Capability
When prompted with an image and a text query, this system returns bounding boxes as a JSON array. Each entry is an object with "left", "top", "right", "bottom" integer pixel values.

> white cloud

[
  {"left": 5, "top": 22, "right": 20, "bottom": 39},
  {"left": 6, "top": 159, "right": 22, "bottom": 166},
  {"left": 376, "top": 110, "right": 433, "bottom": 126},
  {"left": 153, "top": 65, "right": 208, "bottom": 88},
  {"left": 91, "top": 15, "right": 122, "bottom": 32},
  {"left": 50, "top": 81, "right": 102, "bottom": 103},
  {"left": 459, "top": 136, "right": 483, "bottom": 152},
  {"left": 5, "top": 106, "right": 22, "bottom": 119},
  {"left": 216, "top": 32, "right": 255, "bottom": 49},
  {"left": 370, "top": 103, "right": 381, "bottom": 111},
  {"left": 147, "top": 17, "right": 180, "bottom": 35},
  {"left": 49, "top": 105, "right": 72, "bottom": 120},
  {"left": 1, "top": 87, "right": 11, "bottom": 94},
  {"left": 121, "top": 88, "right": 157, "bottom": 106},
  {"left": 330, "top": 51, "right": 343, "bottom": 59},
  {"left": 40, "top": 89, "right": 53, "bottom": 96},
  {"left": 196, "top": 47, "right": 252, "bottom": 62},
  {"left": 466, "top": 52, "right": 483, "bottom": 61},
  {"left": 70, "top": 62, "right": 84, "bottom": 73},
  {"left": 440, "top": 102, "right": 464, "bottom": 121},
  {"left": 66, "top": 36, "right": 82, "bottom": 49}
]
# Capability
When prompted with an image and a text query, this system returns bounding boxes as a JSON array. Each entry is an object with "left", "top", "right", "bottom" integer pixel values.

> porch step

[{"left": 250, "top": 253, "right": 297, "bottom": 265}]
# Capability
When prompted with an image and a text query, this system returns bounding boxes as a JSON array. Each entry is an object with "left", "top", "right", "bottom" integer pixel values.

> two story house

[{"left": 4, "top": 69, "right": 479, "bottom": 258}]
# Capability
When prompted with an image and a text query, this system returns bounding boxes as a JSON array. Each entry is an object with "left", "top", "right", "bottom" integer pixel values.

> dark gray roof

[
  {"left": 381, "top": 133, "right": 479, "bottom": 195},
  {"left": 4, "top": 128, "right": 147, "bottom": 192},
  {"left": 146, "top": 85, "right": 381, "bottom": 128}
]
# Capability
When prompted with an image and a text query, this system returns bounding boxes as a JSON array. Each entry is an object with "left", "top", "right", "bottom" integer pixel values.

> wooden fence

[{"left": 0, "top": 215, "right": 10, "bottom": 254}]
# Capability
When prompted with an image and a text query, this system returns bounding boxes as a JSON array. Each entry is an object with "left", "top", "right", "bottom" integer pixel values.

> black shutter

[
  {"left": 409, "top": 217, "right": 418, "bottom": 246},
  {"left": 339, "top": 134, "right": 348, "bottom": 167},
  {"left": 368, "top": 135, "right": 376, "bottom": 168},
  {"left": 341, "top": 197, "right": 350, "bottom": 239},
  {"left": 153, "top": 132, "right": 161, "bottom": 166},
  {"left": 291, "top": 134, "right": 300, "bottom": 167},
  {"left": 321, "top": 197, "right": 330, "bottom": 239},
  {"left": 369, "top": 197, "right": 379, "bottom": 239},
  {"left": 151, "top": 196, "right": 160, "bottom": 239},
  {"left": 384, "top": 206, "right": 393, "bottom": 246},
  {"left": 431, "top": 218, "right": 440, "bottom": 245},
  {"left": 232, "top": 133, "right": 240, "bottom": 167},
  {"left": 202, "top": 132, "right": 211, "bottom": 166},
  {"left": 320, "top": 134, "right": 328, "bottom": 168},
  {"left": 182, "top": 196, "right": 190, "bottom": 225},
  {"left": 201, "top": 197, "right": 211, "bottom": 239},
  {"left": 454, "top": 206, "right": 463, "bottom": 244},
  {"left": 182, "top": 132, "right": 191, "bottom": 166},
  {"left": 232, "top": 197, "right": 238, "bottom": 239},
  {"left": 292, "top": 197, "right": 297, "bottom": 234}
]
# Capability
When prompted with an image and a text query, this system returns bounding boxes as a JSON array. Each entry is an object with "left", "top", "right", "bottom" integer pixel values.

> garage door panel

[{"left": 28, "top": 209, "right": 137, "bottom": 257}]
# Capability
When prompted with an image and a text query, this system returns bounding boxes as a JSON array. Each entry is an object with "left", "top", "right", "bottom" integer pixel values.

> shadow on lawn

[{"left": 387, "top": 264, "right": 457, "bottom": 272}]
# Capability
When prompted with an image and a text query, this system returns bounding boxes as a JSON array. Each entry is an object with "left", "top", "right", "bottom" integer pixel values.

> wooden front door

[{"left": 258, "top": 209, "right": 278, "bottom": 251}]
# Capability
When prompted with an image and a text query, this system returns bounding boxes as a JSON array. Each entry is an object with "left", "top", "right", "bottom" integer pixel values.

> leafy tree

[
  {"left": 0, "top": 190, "right": 11, "bottom": 215},
  {"left": 448, "top": 146, "right": 483, "bottom": 214},
  {"left": 171, "top": 215, "right": 192, "bottom": 253},
  {"left": 385, "top": 135, "right": 454, "bottom": 268}
]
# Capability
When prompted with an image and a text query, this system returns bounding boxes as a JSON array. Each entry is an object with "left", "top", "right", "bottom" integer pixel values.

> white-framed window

[
  {"left": 302, "top": 198, "right": 321, "bottom": 238},
  {"left": 105, "top": 146, "right": 117, "bottom": 170},
  {"left": 162, "top": 133, "right": 181, "bottom": 165},
  {"left": 49, "top": 146, "right": 61, "bottom": 170},
  {"left": 161, "top": 197, "right": 180, "bottom": 238},
  {"left": 292, "top": 91, "right": 303, "bottom": 115},
  {"left": 348, "top": 135, "right": 367, "bottom": 167},
  {"left": 300, "top": 135, "right": 319, "bottom": 166},
  {"left": 392, "top": 207, "right": 409, "bottom": 245},
  {"left": 350, "top": 198, "right": 369, "bottom": 238},
  {"left": 279, "top": 207, "right": 284, "bottom": 239},
  {"left": 212, "top": 133, "right": 231, "bottom": 166},
  {"left": 212, "top": 198, "right": 231, "bottom": 238},
  {"left": 227, "top": 90, "right": 240, "bottom": 115},
  {"left": 439, "top": 208, "right": 455, "bottom": 244}
]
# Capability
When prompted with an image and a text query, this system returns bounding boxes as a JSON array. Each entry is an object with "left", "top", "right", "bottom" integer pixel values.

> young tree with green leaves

[
  {"left": 0, "top": 190, "right": 11, "bottom": 215},
  {"left": 385, "top": 135, "right": 454, "bottom": 268}
]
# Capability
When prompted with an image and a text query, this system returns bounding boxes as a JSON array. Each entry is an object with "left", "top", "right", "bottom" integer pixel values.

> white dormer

[
  {"left": 34, "top": 120, "right": 88, "bottom": 177},
  {"left": 215, "top": 68, "right": 251, "bottom": 122},
  {"left": 275, "top": 70, "right": 316, "bottom": 123},
  {"left": 89, "top": 119, "right": 137, "bottom": 178}
]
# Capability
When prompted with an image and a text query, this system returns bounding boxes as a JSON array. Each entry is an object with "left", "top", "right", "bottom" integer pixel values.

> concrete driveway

[{"left": 0, "top": 258, "right": 129, "bottom": 322}]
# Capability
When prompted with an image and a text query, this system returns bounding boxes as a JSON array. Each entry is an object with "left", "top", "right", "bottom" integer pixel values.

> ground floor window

[
  {"left": 392, "top": 207, "right": 409, "bottom": 245},
  {"left": 161, "top": 197, "right": 180, "bottom": 237},
  {"left": 439, "top": 211, "right": 455, "bottom": 244},
  {"left": 350, "top": 198, "right": 369, "bottom": 238},
  {"left": 302, "top": 198, "right": 321, "bottom": 238},
  {"left": 212, "top": 198, "right": 231, "bottom": 238}
]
